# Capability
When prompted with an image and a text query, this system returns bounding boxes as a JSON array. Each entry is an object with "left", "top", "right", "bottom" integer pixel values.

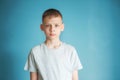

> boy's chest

[
  {"left": 34, "top": 51, "right": 73, "bottom": 72},
  {"left": 36, "top": 51, "right": 68, "bottom": 65}
]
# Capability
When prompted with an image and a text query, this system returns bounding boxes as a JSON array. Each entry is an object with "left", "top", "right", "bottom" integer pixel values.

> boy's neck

[{"left": 45, "top": 39, "right": 62, "bottom": 49}]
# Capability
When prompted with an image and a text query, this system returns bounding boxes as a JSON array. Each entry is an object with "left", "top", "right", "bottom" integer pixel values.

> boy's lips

[{"left": 49, "top": 34, "right": 56, "bottom": 36}]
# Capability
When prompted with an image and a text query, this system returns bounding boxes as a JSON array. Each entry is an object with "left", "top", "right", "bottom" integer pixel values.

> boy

[{"left": 24, "top": 8, "right": 83, "bottom": 80}]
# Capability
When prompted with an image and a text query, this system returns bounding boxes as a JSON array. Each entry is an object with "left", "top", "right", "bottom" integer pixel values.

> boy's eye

[
  {"left": 55, "top": 24, "right": 59, "bottom": 27},
  {"left": 44, "top": 23, "right": 62, "bottom": 28},
  {"left": 44, "top": 24, "right": 50, "bottom": 27}
]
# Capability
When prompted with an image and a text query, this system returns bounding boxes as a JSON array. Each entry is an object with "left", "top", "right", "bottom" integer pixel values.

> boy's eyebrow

[
  {"left": 42, "top": 22, "right": 63, "bottom": 27},
  {"left": 43, "top": 23, "right": 63, "bottom": 25}
]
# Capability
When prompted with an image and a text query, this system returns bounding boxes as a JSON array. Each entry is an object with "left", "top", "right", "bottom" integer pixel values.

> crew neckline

[{"left": 43, "top": 42, "right": 64, "bottom": 51}]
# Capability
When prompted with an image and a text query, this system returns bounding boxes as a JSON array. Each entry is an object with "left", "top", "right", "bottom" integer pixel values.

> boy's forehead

[{"left": 43, "top": 16, "right": 62, "bottom": 24}]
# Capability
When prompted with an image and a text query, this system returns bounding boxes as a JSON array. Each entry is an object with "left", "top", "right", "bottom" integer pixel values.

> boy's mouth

[{"left": 49, "top": 34, "right": 56, "bottom": 36}]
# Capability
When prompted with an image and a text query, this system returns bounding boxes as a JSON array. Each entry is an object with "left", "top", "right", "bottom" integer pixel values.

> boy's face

[{"left": 41, "top": 16, "right": 64, "bottom": 40}]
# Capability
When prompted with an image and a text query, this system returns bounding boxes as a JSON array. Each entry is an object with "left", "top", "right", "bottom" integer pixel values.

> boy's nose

[{"left": 50, "top": 25, "right": 55, "bottom": 32}]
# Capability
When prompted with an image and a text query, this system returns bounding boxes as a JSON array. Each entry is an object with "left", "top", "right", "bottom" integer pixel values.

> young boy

[{"left": 24, "top": 8, "right": 83, "bottom": 80}]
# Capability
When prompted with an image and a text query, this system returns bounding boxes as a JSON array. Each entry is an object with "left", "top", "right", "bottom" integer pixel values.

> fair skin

[{"left": 30, "top": 16, "right": 79, "bottom": 80}]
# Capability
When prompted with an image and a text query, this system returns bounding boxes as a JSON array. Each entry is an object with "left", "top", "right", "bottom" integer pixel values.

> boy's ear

[
  {"left": 40, "top": 24, "right": 44, "bottom": 31},
  {"left": 61, "top": 23, "right": 64, "bottom": 31}
]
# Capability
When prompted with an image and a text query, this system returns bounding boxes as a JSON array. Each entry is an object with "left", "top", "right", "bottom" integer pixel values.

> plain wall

[{"left": 0, "top": 0, "right": 120, "bottom": 80}]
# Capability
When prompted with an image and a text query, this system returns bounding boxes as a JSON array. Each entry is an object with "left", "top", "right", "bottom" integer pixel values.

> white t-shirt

[{"left": 24, "top": 42, "right": 83, "bottom": 80}]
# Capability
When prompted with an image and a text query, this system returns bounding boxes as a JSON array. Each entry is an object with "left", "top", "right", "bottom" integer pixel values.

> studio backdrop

[{"left": 0, "top": 0, "right": 120, "bottom": 80}]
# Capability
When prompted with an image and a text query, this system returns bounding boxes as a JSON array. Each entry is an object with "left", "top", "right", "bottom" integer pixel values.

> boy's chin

[{"left": 47, "top": 36, "right": 59, "bottom": 40}]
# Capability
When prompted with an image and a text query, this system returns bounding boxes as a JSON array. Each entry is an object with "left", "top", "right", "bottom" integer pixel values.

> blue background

[{"left": 0, "top": 0, "right": 120, "bottom": 80}]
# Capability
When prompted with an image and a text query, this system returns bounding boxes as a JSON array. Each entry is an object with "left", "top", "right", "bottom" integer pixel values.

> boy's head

[
  {"left": 41, "top": 8, "right": 64, "bottom": 40},
  {"left": 42, "top": 8, "right": 63, "bottom": 23}
]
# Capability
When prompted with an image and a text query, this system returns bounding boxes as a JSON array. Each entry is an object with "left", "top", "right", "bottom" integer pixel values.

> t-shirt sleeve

[
  {"left": 24, "top": 49, "right": 38, "bottom": 72},
  {"left": 70, "top": 48, "right": 83, "bottom": 71}
]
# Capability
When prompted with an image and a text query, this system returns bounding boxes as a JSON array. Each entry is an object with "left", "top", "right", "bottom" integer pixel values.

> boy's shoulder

[
  {"left": 30, "top": 43, "right": 44, "bottom": 51},
  {"left": 62, "top": 42, "right": 76, "bottom": 50}
]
